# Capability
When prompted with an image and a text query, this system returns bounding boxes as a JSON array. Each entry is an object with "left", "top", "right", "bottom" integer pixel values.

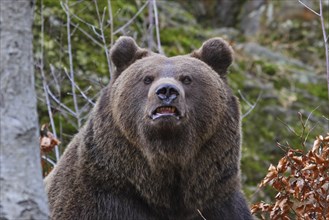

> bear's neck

[{"left": 82, "top": 116, "right": 241, "bottom": 213}]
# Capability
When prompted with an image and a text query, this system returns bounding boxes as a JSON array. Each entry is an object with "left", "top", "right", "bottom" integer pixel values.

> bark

[{"left": 0, "top": 0, "right": 49, "bottom": 219}]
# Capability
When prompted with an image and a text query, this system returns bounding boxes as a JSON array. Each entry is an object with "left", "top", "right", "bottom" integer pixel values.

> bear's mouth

[{"left": 151, "top": 106, "right": 181, "bottom": 120}]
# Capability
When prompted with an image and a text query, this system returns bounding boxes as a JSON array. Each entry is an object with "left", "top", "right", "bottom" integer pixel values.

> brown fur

[{"left": 45, "top": 37, "right": 252, "bottom": 220}]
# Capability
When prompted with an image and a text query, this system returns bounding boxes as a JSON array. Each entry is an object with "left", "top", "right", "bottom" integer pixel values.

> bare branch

[
  {"left": 70, "top": 22, "right": 103, "bottom": 48},
  {"left": 61, "top": 1, "right": 96, "bottom": 29},
  {"left": 91, "top": 25, "right": 102, "bottom": 38},
  {"left": 41, "top": 155, "right": 56, "bottom": 167},
  {"left": 301, "top": 106, "right": 320, "bottom": 146},
  {"left": 40, "top": 3, "right": 60, "bottom": 161},
  {"left": 304, "top": 122, "right": 319, "bottom": 145},
  {"left": 70, "top": 23, "right": 79, "bottom": 37},
  {"left": 238, "top": 90, "right": 262, "bottom": 119},
  {"left": 277, "top": 118, "right": 299, "bottom": 137},
  {"left": 152, "top": 0, "right": 163, "bottom": 54},
  {"left": 113, "top": 1, "right": 148, "bottom": 35},
  {"left": 197, "top": 209, "right": 206, "bottom": 220},
  {"left": 64, "top": 0, "right": 81, "bottom": 128},
  {"left": 299, "top": 0, "right": 329, "bottom": 98},
  {"left": 319, "top": 0, "right": 329, "bottom": 98},
  {"left": 80, "top": 92, "right": 100, "bottom": 115},
  {"left": 304, "top": 105, "right": 320, "bottom": 128},
  {"left": 148, "top": 0, "right": 154, "bottom": 50},
  {"left": 94, "top": 0, "right": 112, "bottom": 75},
  {"left": 298, "top": 0, "right": 320, "bottom": 16},
  {"left": 49, "top": 64, "right": 60, "bottom": 93},
  {"left": 46, "top": 86, "right": 77, "bottom": 117},
  {"left": 107, "top": 0, "right": 114, "bottom": 49},
  {"left": 238, "top": 90, "right": 252, "bottom": 107},
  {"left": 63, "top": 68, "right": 96, "bottom": 106}
]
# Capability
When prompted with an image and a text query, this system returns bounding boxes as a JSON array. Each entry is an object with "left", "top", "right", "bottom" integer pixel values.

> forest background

[{"left": 3, "top": 0, "right": 328, "bottom": 218}]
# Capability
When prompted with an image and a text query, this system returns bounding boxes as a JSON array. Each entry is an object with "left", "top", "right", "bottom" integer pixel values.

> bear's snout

[
  {"left": 147, "top": 78, "right": 186, "bottom": 121},
  {"left": 155, "top": 83, "right": 179, "bottom": 105}
]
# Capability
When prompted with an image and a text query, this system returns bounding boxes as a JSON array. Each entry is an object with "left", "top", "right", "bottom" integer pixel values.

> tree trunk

[{"left": 0, "top": 0, "right": 49, "bottom": 219}]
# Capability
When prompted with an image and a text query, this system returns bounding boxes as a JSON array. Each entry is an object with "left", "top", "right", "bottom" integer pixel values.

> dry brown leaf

[
  {"left": 277, "top": 156, "right": 288, "bottom": 173},
  {"left": 252, "top": 134, "right": 329, "bottom": 219},
  {"left": 40, "top": 124, "right": 60, "bottom": 153},
  {"left": 302, "top": 164, "right": 317, "bottom": 171}
]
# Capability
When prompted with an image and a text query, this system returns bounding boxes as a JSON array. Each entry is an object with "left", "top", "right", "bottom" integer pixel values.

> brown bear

[{"left": 45, "top": 36, "right": 253, "bottom": 220}]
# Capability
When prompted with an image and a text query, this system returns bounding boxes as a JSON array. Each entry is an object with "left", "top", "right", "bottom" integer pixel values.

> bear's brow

[{"left": 158, "top": 60, "right": 176, "bottom": 77}]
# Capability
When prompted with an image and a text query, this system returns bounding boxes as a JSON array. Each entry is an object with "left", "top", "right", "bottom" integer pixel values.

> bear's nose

[{"left": 155, "top": 84, "right": 179, "bottom": 104}]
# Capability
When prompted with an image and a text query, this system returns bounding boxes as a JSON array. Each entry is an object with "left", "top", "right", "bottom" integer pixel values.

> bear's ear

[
  {"left": 110, "top": 36, "right": 149, "bottom": 78},
  {"left": 191, "top": 38, "right": 233, "bottom": 77}
]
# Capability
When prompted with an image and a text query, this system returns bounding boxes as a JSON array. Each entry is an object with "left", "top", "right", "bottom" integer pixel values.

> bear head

[{"left": 109, "top": 36, "right": 234, "bottom": 167}]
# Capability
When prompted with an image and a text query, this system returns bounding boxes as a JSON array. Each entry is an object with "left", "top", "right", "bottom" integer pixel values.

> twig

[
  {"left": 70, "top": 23, "right": 79, "bottom": 37},
  {"left": 238, "top": 90, "right": 262, "bottom": 118},
  {"left": 298, "top": 112, "right": 306, "bottom": 140},
  {"left": 113, "top": 1, "right": 148, "bottom": 35},
  {"left": 46, "top": 87, "right": 77, "bottom": 117},
  {"left": 70, "top": 22, "right": 103, "bottom": 48},
  {"left": 80, "top": 92, "right": 100, "bottom": 115},
  {"left": 197, "top": 209, "right": 207, "bottom": 220},
  {"left": 94, "top": 0, "right": 112, "bottom": 76},
  {"left": 40, "top": 0, "right": 60, "bottom": 161},
  {"left": 298, "top": 0, "right": 320, "bottom": 17},
  {"left": 304, "top": 105, "right": 320, "bottom": 129},
  {"left": 63, "top": 68, "right": 95, "bottom": 106},
  {"left": 152, "top": 0, "right": 163, "bottom": 54},
  {"left": 304, "top": 122, "right": 319, "bottom": 146},
  {"left": 41, "top": 155, "right": 56, "bottom": 167},
  {"left": 277, "top": 118, "right": 299, "bottom": 137},
  {"left": 238, "top": 90, "right": 252, "bottom": 107},
  {"left": 107, "top": 0, "right": 114, "bottom": 49},
  {"left": 49, "top": 64, "right": 60, "bottom": 93},
  {"left": 276, "top": 142, "right": 289, "bottom": 152},
  {"left": 107, "top": 0, "right": 114, "bottom": 75},
  {"left": 319, "top": 0, "right": 329, "bottom": 99},
  {"left": 300, "top": 105, "right": 320, "bottom": 146},
  {"left": 64, "top": 0, "right": 81, "bottom": 128},
  {"left": 148, "top": 0, "right": 154, "bottom": 50},
  {"left": 299, "top": 0, "right": 329, "bottom": 98},
  {"left": 61, "top": 1, "right": 96, "bottom": 29}
]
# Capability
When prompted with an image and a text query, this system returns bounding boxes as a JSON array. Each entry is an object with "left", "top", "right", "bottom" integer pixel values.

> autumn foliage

[
  {"left": 40, "top": 124, "right": 60, "bottom": 176},
  {"left": 40, "top": 124, "right": 60, "bottom": 153},
  {"left": 251, "top": 133, "right": 329, "bottom": 219}
]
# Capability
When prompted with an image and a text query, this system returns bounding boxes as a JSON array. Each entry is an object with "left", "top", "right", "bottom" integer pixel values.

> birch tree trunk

[{"left": 0, "top": 0, "right": 49, "bottom": 219}]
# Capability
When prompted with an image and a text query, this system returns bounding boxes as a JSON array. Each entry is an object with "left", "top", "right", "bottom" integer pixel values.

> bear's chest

[{"left": 123, "top": 168, "right": 214, "bottom": 212}]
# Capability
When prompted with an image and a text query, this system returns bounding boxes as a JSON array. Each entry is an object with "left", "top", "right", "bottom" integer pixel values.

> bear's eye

[
  {"left": 143, "top": 76, "right": 154, "bottom": 85},
  {"left": 181, "top": 76, "right": 192, "bottom": 85}
]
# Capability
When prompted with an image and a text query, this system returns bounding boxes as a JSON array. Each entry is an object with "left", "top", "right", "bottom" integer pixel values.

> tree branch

[
  {"left": 93, "top": 0, "right": 112, "bottom": 75},
  {"left": 64, "top": 0, "right": 81, "bottom": 128},
  {"left": 40, "top": 2, "right": 60, "bottom": 161},
  {"left": 152, "top": 0, "right": 163, "bottom": 54},
  {"left": 113, "top": 1, "right": 148, "bottom": 35}
]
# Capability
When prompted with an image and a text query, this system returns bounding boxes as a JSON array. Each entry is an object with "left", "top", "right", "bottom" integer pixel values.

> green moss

[
  {"left": 301, "top": 82, "right": 328, "bottom": 100},
  {"left": 161, "top": 27, "right": 202, "bottom": 56}
]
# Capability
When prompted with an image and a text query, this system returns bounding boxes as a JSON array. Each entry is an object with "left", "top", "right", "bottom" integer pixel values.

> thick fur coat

[{"left": 45, "top": 37, "right": 253, "bottom": 220}]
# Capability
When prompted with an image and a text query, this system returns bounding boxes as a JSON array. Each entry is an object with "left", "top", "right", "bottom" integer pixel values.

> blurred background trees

[{"left": 34, "top": 0, "right": 329, "bottom": 214}]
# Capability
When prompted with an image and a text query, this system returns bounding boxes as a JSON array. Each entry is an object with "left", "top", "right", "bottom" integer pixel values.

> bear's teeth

[
  {"left": 151, "top": 106, "right": 181, "bottom": 120},
  {"left": 157, "top": 107, "right": 176, "bottom": 114}
]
